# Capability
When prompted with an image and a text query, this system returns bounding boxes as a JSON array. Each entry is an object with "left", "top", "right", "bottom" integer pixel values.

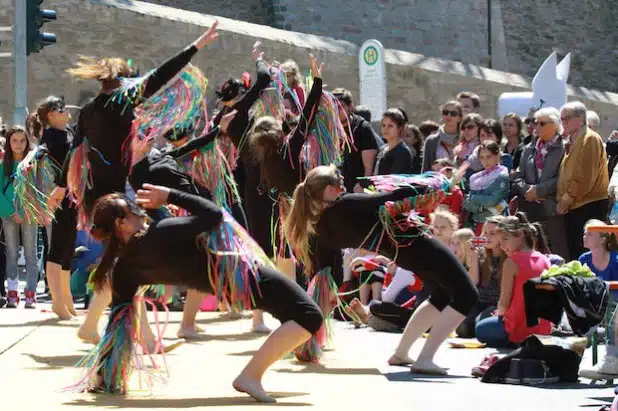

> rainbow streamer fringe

[
  {"left": 251, "top": 87, "right": 285, "bottom": 125},
  {"left": 294, "top": 268, "right": 338, "bottom": 362},
  {"left": 269, "top": 193, "right": 295, "bottom": 261},
  {"left": 179, "top": 140, "right": 240, "bottom": 210},
  {"left": 199, "top": 210, "right": 275, "bottom": 312},
  {"left": 121, "top": 64, "right": 209, "bottom": 168},
  {"left": 66, "top": 140, "right": 93, "bottom": 229},
  {"left": 72, "top": 291, "right": 169, "bottom": 394},
  {"left": 298, "top": 92, "right": 352, "bottom": 174},
  {"left": 13, "top": 149, "right": 60, "bottom": 225},
  {"left": 360, "top": 172, "right": 453, "bottom": 248}
]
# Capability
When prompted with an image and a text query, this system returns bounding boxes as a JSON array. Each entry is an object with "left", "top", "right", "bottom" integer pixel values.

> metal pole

[
  {"left": 487, "top": 0, "right": 492, "bottom": 69},
  {"left": 13, "top": 0, "right": 27, "bottom": 126}
]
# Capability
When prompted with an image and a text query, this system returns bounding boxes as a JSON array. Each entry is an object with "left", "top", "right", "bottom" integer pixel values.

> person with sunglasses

[
  {"left": 454, "top": 113, "right": 483, "bottom": 167},
  {"left": 512, "top": 107, "right": 568, "bottom": 259},
  {"left": 421, "top": 101, "right": 462, "bottom": 172}
]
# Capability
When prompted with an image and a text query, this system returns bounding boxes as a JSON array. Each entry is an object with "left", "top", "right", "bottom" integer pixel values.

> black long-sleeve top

[
  {"left": 110, "top": 189, "right": 222, "bottom": 307},
  {"left": 58, "top": 46, "right": 199, "bottom": 198},
  {"left": 258, "top": 77, "right": 323, "bottom": 195},
  {"left": 128, "top": 149, "right": 211, "bottom": 200},
  {"left": 219, "top": 59, "right": 271, "bottom": 146},
  {"left": 38, "top": 126, "right": 74, "bottom": 184},
  {"left": 313, "top": 187, "right": 424, "bottom": 270},
  {"left": 162, "top": 126, "right": 221, "bottom": 160}
]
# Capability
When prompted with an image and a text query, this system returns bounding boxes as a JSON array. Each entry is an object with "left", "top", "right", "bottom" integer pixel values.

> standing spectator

[
  {"left": 354, "top": 105, "right": 372, "bottom": 123},
  {"left": 421, "top": 101, "right": 462, "bottom": 172},
  {"left": 557, "top": 101, "right": 609, "bottom": 260},
  {"left": 374, "top": 109, "right": 414, "bottom": 175},
  {"left": 454, "top": 113, "right": 483, "bottom": 167},
  {"left": 512, "top": 107, "right": 568, "bottom": 259},
  {"left": 419, "top": 120, "right": 440, "bottom": 141},
  {"left": 402, "top": 124, "right": 423, "bottom": 174},
  {"left": 333, "top": 88, "right": 379, "bottom": 192},
  {"left": 457, "top": 91, "right": 481, "bottom": 116},
  {"left": 587, "top": 110, "right": 601, "bottom": 133},
  {"left": 281, "top": 59, "right": 306, "bottom": 108},
  {"left": 502, "top": 113, "right": 524, "bottom": 171},
  {"left": 0, "top": 126, "right": 39, "bottom": 308},
  {"left": 522, "top": 108, "right": 537, "bottom": 146}
]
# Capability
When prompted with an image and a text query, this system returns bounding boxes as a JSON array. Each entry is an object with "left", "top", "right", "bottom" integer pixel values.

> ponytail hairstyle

[
  {"left": 25, "top": 113, "right": 43, "bottom": 143},
  {"left": 66, "top": 56, "right": 133, "bottom": 91},
  {"left": 89, "top": 193, "right": 147, "bottom": 291},
  {"left": 249, "top": 116, "right": 284, "bottom": 187},
  {"left": 530, "top": 222, "right": 551, "bottom": 254},
  {"left": 498, "top": 211, "right": 537, "bottom": 250},
  {"left": 284, "top": 165, "right": 342, "bottom": 273},
  {"left": 36, "top": 95, "right": 66, "bottom": 129}
]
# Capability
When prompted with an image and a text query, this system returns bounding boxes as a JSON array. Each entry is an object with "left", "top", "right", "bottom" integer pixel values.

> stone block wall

[{"left": 0, "top": 0, "right": 617, "bottom": 138}]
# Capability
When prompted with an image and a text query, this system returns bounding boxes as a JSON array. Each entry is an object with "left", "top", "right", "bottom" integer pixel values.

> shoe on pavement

[
  {"left": 471, "top": 354, "right": 499, "bottom": 377},
  {"left": 0, "top": 296, "right": 6, "bottom": 308},
  {"left": 24, "top": 291, "right": 36, "bottom": 309},
  {"left": 6, "top": 290, "right": 19, "bottom": 308},
  {"left": 579, "top": 356, "right": 618, "bottom": 380},
  {"left": 177, "top": 327, "right": 202, "bottom": 340}
]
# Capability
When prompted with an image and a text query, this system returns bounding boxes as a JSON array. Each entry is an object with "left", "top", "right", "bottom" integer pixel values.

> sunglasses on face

[
  {"left": 442, "top": 110, "right": 460, "bottom": 117},
  {"left": 524, "top": 118, "right": 535, "bottom": 125}
]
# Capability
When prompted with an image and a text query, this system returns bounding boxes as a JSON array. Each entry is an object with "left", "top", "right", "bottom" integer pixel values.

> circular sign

[{"left": 363, "top": 46, "right": 378, "bottom": 66}]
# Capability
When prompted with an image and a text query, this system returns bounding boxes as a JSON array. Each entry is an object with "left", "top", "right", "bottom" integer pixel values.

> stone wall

[
  {"left": 0, "top": 0, "right": 617, "bottom": 137},
  {"left": 143, "top": 0, "right": 272, "bottom": 25}
]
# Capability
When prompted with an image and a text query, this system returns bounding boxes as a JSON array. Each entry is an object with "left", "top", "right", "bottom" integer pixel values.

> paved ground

[{"left": 0, "top": 303, "right": 616, "bottom": 411}]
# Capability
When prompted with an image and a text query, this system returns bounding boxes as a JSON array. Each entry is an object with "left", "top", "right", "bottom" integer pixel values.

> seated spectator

[
  {"left": 463, "top": 141, "right": 509, "bottom": 235},
  {"left": 475, "top": 213, "right": 552, "bottom": 348},
  {"left": 579, "top": 219, "right": 618, "bottom": 282}
]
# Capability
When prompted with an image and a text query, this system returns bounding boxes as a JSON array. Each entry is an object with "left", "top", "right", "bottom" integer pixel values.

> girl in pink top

[{"left": 475, "top": 212, "right": 552, "bottom": 347}]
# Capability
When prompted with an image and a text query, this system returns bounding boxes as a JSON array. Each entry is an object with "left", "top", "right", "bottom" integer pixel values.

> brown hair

[
  {"left": 478, "top": 140, "right": 501, "bottom": 157},
  {"left": 382, "top": 108, "right": 407, "bottom": 129},
  {"left": 480, "top": 118, "right": 503, "bottom": 142},
  {"left": 479, "top": 215, "right": 507, "bottom": 287},
  {"left": 283, "top": 165, "right": 341, "bottom": 274},
  {"left": 67, "top": 56, "right": 132, "bottom": 90},
  {"left": 459, "top": 113, "right": 484, "bottom": 141},
  {"left": 457, "top": 91, "right": 480, "bottom": 108},
  {"left": 419, "top": 120, "right": 440, "bottom": 139},
  {"left": 503, "top": 112, "right": 523, "bottom": 138},
  {"left": 441, "top": 100, "right": 463, "bottom": 117},
  {"left": 3, "top": 125, "right": 32, "bottom": 178},
  {"left": 25, "top": 114, "right": 43, "bottom": 142},
  {"left": 249, "top": 116, "right": 284, "bottom": 188},
  {"left": 89, "top": 193, "right": 147, "bottom": 291},
  {"left": 499, "top": 212, "right": 550, "bottom": 254}
]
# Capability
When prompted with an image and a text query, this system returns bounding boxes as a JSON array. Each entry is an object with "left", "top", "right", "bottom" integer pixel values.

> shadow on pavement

[
  {"left": 23, "top": 353, "right": 85, "bottom": 370},
  {"left": 227, "top": 350, "right": 259, "bottom": 357},
  {"left": 183, "top": 332, "right": 265, "bottom": 343},
  {"left": 384, "top": 370, "right": 468, "bottom": 382},
  {"left": 63, "top": 392, "right": 313, "bottom": 407},
  {"left": 0, "top": 318, "right": 80, "bottom": 328},
  {"left": 276, "top": 363, "right": 381, "bottom": 375}
]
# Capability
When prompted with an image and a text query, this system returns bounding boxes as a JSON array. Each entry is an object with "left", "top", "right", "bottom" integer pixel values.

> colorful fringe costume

[
  {"left": 12, "top": 148, "right": 60, "bottom": 225},
  {"left": 65, "top": 140, "right": 93, "bottom": 229},
  {"left": 124, "top": 64, "right": 209, "bottom": 169},
  {"left": 358, "top": 172, "right": 453, "bottom": 251}
]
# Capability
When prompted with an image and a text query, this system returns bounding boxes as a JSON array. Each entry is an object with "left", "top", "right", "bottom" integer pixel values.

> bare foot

[
  {"left": 77, "top": 327, "right": 101, "bottom": 345},
  {"left": 344, "top": 305, "right": 362, "bottom": 328},
  {"left": 350, "top": 299, "right": 369, "bottom": 324},
  {"left": 410, "top": 360, "right": 448, "bottom": 375},
  {"left": 52, "top": 303, "right": 74, "bottom": 321},
  {"left": 388, "top": 353, "right": 414, "bottom": 366},
  {"left": 251, "top": 323, "right": 272, "bottom": 334},
  {"left": 233, "top": 375, "right": 276, "bottom": 403}
]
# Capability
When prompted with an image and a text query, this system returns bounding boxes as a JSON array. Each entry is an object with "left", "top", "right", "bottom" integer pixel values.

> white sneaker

[
  {"left": 579, "top": 356, "right": 618, "bottom": 379},
  {"left": 177, "top": 327, "right": 202, "bottom": 340}
]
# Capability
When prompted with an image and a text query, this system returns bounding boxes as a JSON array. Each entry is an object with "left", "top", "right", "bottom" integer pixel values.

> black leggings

[
  {"left": 48, "top": 197, "right": 78, "bottom": 270},
  {"left": 252, "top": 265, "right": 323, "bottom": 334},
  {"left": 369, "top": 301, "right": 413, "bottom": 330},
  {"left": 385, "top": 231, "right": 478, "bottom": 316}
]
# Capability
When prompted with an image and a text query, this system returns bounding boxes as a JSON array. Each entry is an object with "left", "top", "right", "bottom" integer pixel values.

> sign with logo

[{"left": 359, "top": 39, "right": 387, "bottom": 120}]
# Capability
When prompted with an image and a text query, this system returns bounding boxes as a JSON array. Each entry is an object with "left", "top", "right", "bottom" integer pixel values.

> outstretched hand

[
  {"left": 252, "top": 41, "right": 264, "bottom": 61},
  {"left": 309, "top": 54, "right": 324, "bottom": 79},
  {"left": 136, "top": 184, "right": 171, "bottom": 209},
  {"left": 194, "top": 20, "right": 219, "bottom": 50}
]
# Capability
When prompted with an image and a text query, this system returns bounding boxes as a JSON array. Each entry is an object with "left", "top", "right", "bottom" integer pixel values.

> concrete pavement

[{"left": 0, "top": 307, "right": 615, "bottom": 410}]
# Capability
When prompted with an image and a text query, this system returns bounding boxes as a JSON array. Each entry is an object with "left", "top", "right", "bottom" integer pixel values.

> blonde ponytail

[
  {"left": 67, "top": 56, "right": 132, "bottom": 89},
  {"left": 284, "top": 181, "right": 316, "bottom": 273}
]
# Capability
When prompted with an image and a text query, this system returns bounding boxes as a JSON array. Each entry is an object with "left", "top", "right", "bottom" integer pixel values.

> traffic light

[{"left": 26, "top": 0, "right": 56, "bottom": 55}]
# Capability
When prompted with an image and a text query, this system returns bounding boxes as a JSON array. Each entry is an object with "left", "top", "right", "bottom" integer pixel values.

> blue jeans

[
  {"left": 2, "top": 217, "right": 38, "bottom": 292},
  {"left": 475, "top": 315, "right": 511, "bottom": 348}
]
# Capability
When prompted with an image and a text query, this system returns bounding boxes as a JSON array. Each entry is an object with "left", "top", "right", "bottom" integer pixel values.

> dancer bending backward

[
  {"left": 284, "top": 166, "right": 479, "bottom": 375},
  {"left": 129, "top": 111, "right": 239, "bottom": 339},
  {"left": 86, "top": 185, "right": 322, "bottom": 403},
  {"left": 46, "top": 24, "right": 221, "bottom": 326}
]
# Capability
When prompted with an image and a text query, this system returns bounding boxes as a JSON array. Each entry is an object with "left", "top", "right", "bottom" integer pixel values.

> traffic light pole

[{"left": 13, "top": 0, "right": 28, "bottom": 126}]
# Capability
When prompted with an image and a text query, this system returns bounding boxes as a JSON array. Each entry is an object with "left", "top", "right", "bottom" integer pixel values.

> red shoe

[
  {"left": 471, "top": 354, "right": 499, "bottom": 377},
  {"left": 24, "top": 291, "right": 36, "bottom": 309},
  {"left": 6, "top": 290, "right": 19, "bottom": 308}
]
